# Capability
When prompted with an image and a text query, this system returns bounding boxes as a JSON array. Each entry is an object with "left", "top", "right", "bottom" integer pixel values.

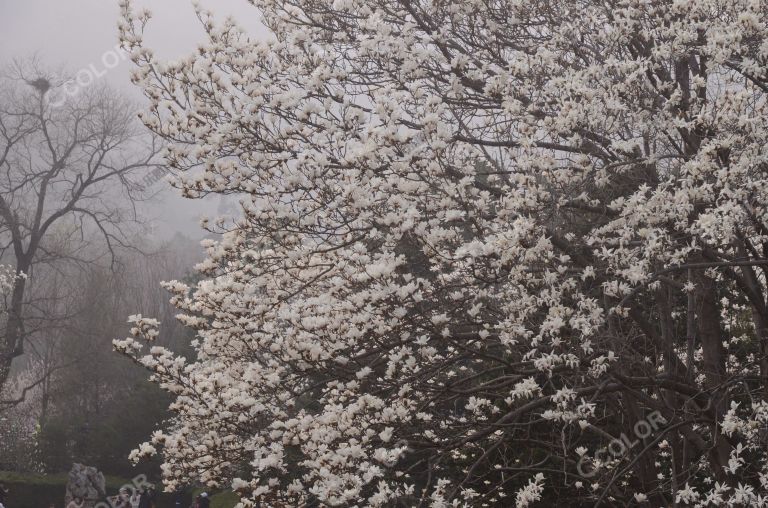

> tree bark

[{"left": 694, "top": 271, "right": 730, "bottom": 481}]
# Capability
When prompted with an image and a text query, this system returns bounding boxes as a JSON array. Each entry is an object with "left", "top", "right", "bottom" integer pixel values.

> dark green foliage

[{"left": 35, "top": 378, "right": 171, "bottom": 476}]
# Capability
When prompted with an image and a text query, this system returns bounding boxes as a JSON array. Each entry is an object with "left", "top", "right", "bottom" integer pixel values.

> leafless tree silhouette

[{"left": 0, "top": 60, "right": 163, "bottom": 396}]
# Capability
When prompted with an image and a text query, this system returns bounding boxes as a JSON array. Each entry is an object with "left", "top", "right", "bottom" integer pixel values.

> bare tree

[{"left": 0, "top": 60, "right": 162, "bottom": 395}]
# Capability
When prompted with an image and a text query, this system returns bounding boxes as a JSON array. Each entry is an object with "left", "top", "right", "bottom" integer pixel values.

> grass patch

[{"left": 211, "top": 491, "right": 239, "bottom": 508}]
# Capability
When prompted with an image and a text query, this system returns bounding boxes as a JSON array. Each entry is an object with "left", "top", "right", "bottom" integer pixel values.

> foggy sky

[{"left": 0, "top": 0, "right": 267, "bottom": 239}]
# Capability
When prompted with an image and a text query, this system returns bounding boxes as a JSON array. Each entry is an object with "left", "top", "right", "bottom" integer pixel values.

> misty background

[
  {"left": 0, "top": 0, "right": 266, "bottom": 238},
  {"left": 0, "top": 1, "right": 267, "bottom": 503}
]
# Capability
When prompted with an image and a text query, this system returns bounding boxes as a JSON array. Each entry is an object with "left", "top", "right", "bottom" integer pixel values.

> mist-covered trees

[
  {"left": 118, "top": 0, "right": 768, "bottom": 505},
  {"left": 0, "top": 235, "right": 200, "bottom": 476},
  {"left": 0, "top": 61, "right": 164, "bottom": 394},
  {"left": 0, "top": 60, "right": 199, "bottom": 477}
]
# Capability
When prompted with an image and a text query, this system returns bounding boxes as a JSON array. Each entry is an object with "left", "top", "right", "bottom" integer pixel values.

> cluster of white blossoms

[
  {"left": 116, "top": 0, "right": 768, "bottom": 505},
  {"left": 0, "top": 265, "right": 25, "bottom": 317},
  {"left": 0, "top": 265, "right": 24, "bottom": 291}
]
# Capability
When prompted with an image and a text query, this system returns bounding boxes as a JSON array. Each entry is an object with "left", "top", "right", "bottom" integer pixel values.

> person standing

[
  {"left": 198, "top": 492, "right": 210, "bottom": 508},
  {"left": 148, "top": 485, "right": 158, "bottom": 508},
  {"left": 138, "top": 488, "right": 152, "bottom": 508}
]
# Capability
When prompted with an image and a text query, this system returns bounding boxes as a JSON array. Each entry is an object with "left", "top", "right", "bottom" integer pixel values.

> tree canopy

[{"left": 118, "top": 0, "right": 768, "bottom": 505}]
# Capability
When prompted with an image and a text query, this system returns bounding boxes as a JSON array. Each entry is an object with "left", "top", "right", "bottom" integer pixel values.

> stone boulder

[{"left": 65, "top": 463, "right": 106, "bottom": 507}]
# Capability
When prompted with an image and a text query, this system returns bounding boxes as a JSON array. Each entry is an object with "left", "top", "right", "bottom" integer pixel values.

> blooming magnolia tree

[{"left": 117, "top": 0, "right": 768, "bottom": 505}]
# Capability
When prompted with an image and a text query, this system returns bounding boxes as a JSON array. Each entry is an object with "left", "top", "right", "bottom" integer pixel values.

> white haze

[{"left": 0, "top": 0, "right": 268, "bottom": 239}]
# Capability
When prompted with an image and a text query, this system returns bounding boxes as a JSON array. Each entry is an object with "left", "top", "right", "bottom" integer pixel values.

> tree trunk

[
  {"left": 694, "top": 271, "right": 730, "bottom": 481},
  {"left": 0, "top": 272, "right": 27, "bottom": 393}
]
